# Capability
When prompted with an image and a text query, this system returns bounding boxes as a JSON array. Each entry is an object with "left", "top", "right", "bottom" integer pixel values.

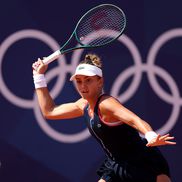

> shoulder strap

[{"left": 94, "top": 93, "right": 108, "bottom": 115}]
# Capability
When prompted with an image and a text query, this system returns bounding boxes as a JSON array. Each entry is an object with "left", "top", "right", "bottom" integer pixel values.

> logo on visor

[{"left": 78, "top": 66, "right": 85, "bottom": 70}]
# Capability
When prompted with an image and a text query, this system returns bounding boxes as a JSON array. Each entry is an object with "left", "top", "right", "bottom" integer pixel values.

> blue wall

[{"left": 0, "top": 0, "right": 181, "bottom": 181}]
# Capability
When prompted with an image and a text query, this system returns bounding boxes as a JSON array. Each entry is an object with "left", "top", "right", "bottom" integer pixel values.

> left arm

[{"left": 99, "top": 96, "right": 176, "bottom": 147}]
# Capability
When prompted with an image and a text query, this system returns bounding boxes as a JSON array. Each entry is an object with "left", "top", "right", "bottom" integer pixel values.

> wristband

[
  {"left": 145, "top": 131, "right": 158, "bottom": 143},
  {"left": 33, "top": 74, "right": 47, "bottom": 89}
]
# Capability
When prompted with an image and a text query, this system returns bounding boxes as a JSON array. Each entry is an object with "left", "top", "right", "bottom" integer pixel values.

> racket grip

[{"left": 42, "top": 50, "right": 61, "bottom": 65}]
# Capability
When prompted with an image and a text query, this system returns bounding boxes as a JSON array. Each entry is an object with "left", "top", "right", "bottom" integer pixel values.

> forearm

[
  {"left": 131, "top": 117, "right": 159, "bottom": 143},
  {"left": 35, "top": 87, "right": 85, "bottom": 120},
  {"left": 132, "top": 117, "right": 153, "bottom": 135},
  {"left": 32, "top": 72, "right": 55, "bottom": 116},
  {"left": 116, "top": 108, "right": 154, "bottom": 135},
  {"left": 35, "top": 87, "right": 56, "bottom": 117},
  {"left": 32, "top": 60, "right": 58, "bottom": 117}
]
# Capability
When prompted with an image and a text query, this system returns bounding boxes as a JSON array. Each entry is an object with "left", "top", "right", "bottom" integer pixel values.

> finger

[
  {"left": 160, "top": 136, "right": 175, "bottom": 142},
  {"left": 164, "top": 136, "right": 175, "bottom": 141},
  {"left": 34, "top": 62, "right": 39, "bottom": 67},
  {"left": 164, "top": 141, "right": 176, "bottom": 145},
  {"left": 160, "top": 134, "right": 170, "bottom": 140},
  {"left": 32, "top": 63, "right": 40, "bottom": 71},
  {"left": 32, "top": 64, "right": 37, "bottom": 70},
  {"left": 37, "top": 59, "right": 42, "bottom": 64},
  {"left": 156, "top": 134, "right": 161, "bottom": 140},
  {"left": 158, "top": 140, "right": 176, "bottom": 146},
  {"left": 146, "top": 142, "right": 153, "bottom": 147},
  {"left": 32, "top": 65, "right": 37, "bottom": 70}
]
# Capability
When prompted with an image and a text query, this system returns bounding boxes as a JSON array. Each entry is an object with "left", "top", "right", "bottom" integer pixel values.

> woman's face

[{"left": 75, "top": 75, "right": 103, "bottom": 99}]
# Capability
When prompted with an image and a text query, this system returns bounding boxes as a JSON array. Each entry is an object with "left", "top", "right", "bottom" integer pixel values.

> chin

[
  {"left": 81, "top": 95, "right": 89, "bottom": 99},
  {"left": 81, "top": 93, "right": 91, "bottom": 99}
]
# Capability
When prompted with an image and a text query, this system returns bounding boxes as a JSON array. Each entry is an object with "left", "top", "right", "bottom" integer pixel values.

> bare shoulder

[
  {"left": 99, "top": 95, "right": 123, "bottom": 112},
  {"left": 98, "top": 95, "right": 126, "bottom": 122},
  {"left": 100, "top": 95, "right": 121, "bottom": 106}
]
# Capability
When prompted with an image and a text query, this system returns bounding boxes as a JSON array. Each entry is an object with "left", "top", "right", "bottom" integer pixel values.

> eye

[
  {"left": 76, "top": 80, "right": 82, "bottom": 84},
  {"left": 85, "top": 78, "right": 91, "bottom": 83}
]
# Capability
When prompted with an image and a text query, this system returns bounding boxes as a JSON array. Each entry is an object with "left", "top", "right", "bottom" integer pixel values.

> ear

[{"left": 98, "top": 77, "right": 104, "bottom": 87}]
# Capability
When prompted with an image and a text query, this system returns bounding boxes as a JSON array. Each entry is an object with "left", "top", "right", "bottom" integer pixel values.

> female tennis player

[{"left": 32, "top": 54, "right": 176, "bottom": 182}]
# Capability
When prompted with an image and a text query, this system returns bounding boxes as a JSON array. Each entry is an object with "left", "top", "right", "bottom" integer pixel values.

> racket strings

[{"left": 76, "top": 5, "right": 126, "bottom": 46}]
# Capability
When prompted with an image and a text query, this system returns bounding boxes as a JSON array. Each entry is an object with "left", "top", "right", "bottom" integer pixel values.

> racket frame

[{"left": 43, "top": 4, "right": 126, "bottom": 65}]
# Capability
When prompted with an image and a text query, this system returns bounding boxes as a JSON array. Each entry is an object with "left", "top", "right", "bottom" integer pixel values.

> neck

[{"left": 87, "top": 91, "right": 103, "bottom": 110}]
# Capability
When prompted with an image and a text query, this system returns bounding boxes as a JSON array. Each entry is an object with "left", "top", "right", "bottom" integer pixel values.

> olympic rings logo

[{"left": 0, "top": 28, "right": 182, "bottom": 143}]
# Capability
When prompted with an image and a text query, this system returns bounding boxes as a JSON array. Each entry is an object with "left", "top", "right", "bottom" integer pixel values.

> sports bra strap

[{"left": 94, "top": 93, "right": 108, "bottom": 115}]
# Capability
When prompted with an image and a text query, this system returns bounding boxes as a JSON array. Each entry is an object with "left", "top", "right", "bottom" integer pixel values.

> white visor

[{"left": 70, "top": 64, "right": 102, "bottom": 81}]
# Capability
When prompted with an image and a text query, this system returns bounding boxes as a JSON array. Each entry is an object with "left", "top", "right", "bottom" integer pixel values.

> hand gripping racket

[{"left": 42, "top": 4, "right": 126, "bottom": 65}]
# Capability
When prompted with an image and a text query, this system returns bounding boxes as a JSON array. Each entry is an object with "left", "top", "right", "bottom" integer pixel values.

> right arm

[
  {"left": 36, "top": 87, "right": 86, "bottom": 120},
  {"left": 32, "top": 58, "right": 87, "bottom": 120}
]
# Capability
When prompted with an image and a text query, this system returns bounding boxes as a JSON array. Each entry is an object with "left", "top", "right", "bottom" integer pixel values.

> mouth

[
  {"left": 80, "top": 91, "right": 89, "bottom": 97},
  {"left": 80, "top": 90, "right": 88, "bottom": 93},
  {"left": 81, "top": 92, "right": 88, "bottom": 95}
]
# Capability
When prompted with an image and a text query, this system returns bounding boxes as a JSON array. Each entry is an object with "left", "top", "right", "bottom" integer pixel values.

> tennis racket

[{"left": 43, "top": 4, "right": 126, "bottom": 65}]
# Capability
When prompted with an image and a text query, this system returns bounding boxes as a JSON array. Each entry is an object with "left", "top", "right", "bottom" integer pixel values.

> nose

[{"left": 81, "top": 82, "right": 87, "bottom": 89}]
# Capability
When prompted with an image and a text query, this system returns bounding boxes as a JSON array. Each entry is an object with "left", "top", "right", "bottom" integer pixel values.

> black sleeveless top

[
  {"left": 83, "top": 94, "right": 170, "bottom": 179},
  {"left": 83, "top": 94, "right": 148, "bottom": 163}
]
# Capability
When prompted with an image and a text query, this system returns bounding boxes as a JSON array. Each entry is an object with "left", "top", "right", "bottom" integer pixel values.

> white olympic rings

[{"left": 0, "top": 28, "right": 182, "bottom": 143}]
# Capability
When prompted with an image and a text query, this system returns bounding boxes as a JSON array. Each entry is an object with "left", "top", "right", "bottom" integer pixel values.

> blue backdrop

[{"left": 0, "top": 0, "right": 181, "bottom": 181}]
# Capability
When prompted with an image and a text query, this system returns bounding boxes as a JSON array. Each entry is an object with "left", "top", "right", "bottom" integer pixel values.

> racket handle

[{"left": 42, "top": 50, "right": 61, "bottom": 65}]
